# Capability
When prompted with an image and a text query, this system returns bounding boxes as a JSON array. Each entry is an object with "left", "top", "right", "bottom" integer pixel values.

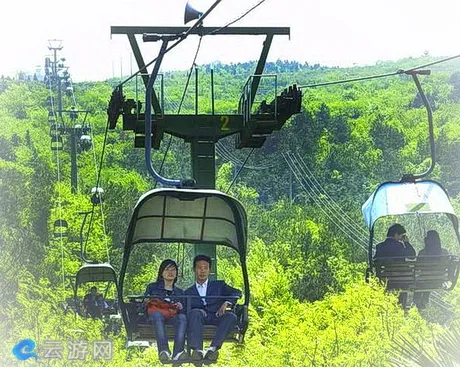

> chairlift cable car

[
  {"left": 362, "top": 70, "right": 460, "bottom": 303},
  {"left": 119, "top": 189, "right": 250, "bottom": 351},
  {"left": 74, "top": 263, "right": 120, "bottom": 319},
  {"left": 116, "top": 17, "right": 251, "bottom": 357}
]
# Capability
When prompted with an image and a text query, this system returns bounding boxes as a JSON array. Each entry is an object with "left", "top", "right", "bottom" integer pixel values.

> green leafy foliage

[{"left": 1, "top": 57, "right": 460, "bottom": 366}]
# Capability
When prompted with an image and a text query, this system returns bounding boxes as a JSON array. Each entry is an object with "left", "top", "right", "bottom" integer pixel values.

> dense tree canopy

[{"left": 1, "top": 56, "right": 460, "bottom": 366}]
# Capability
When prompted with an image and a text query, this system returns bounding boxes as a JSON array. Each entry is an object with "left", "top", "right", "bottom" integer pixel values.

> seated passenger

[
  {"left": 185, "top": 255, "right": 242, "bottom": 363},
  {"left": 374, "top": 224, "right": 416, "bottom": 307},
  {"left": 374, "top": 224, "right": 416, "bottom": 259},
  {"left": 414, "top": 230, "right": 450, "bottom": 308},
  {"left": 144, "top": 259, "right": 188, "bottom": 364},
  {"left": 418, "top": 230, "right": 449, "bottom": 258},
  {"left": 83, "top": 286, "right": 108, "bottom": 319}
]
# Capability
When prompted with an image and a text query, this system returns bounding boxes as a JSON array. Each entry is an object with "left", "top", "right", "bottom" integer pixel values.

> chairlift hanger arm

[
  {"left": 144, "top": 40, "right": 187, "bottom": 187},
  {"left": 402, "top": 70, "right": 435, "bottom": 181},
  {"left": 79, "top": 210, "right": 95, "bottom": 264}
]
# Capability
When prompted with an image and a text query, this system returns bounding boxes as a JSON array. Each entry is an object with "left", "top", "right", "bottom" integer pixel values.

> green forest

[{"left": 1, "top": 56, "right": 460, "bottom": 366}]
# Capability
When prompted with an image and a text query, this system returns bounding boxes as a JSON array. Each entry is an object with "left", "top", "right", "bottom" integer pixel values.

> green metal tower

[{"left": 108, "top": 26, "right": 302, "bottom": 279}]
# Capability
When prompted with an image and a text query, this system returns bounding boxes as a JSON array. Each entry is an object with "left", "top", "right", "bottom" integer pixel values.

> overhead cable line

[
  {"left": 119, "top": 0, "right": 266, "bottom": 88},
  {"left": 117, "top": 0, "right": 223, "bottom": 88},
  {"left": 74, "top": 109, "right": 111, "bottom": 264},
  {"left": 205, "top": 0, "right": 267, "bottom": 36},
  {"left": 286, "top": 153, "right": 369, "bottom": 249},
  {"left": 88, "top": 122, "right": 110, "bottom": 263},
  {"left": 63, "top": 72, "right": 111, "bottom": 264},
  {"left": 216, "top": 144, "right": 260, "bottom": 169},
  {"left": 226, "top": 148, "right": 254, "bottom": 193},
  {"left": 47, "top": 74, "right": 67, "bottom": 291},
  {"left": 288, "top": 152, "right": 369, "bottom": 248},
  {"left": 216, "top": 142, "right": 276, "bottom": 170},
  {"left": 283, "top": 153, "right": 368, "bottom": 253},
  {"left": 298, "top": 53, "right": 460, "bottom": 89},
  {"left": 291, "top": 152, "right": 370, "bottom": 243},
  {"left": 154, "top": 36, "right": 204, "bottom": 189},
  {"left": 286, "top": 153, "right": 368, "bottom": 253}
]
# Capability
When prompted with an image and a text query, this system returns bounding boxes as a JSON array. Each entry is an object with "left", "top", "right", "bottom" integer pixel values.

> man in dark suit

[
  {"left": 185, "top": 255, "right": 241, "bottom": 363},
  {"left": 374, "top": 223, "right": 416, "bottom": 306},
  {"left": 374, "top": 223, "right": 416, "bottom": 259}
]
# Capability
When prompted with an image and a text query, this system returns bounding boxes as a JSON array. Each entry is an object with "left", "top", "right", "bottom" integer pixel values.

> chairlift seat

[
  {"left": 136, "top": 323, "right": 243, "bottom": 343},
  {"left": 125, "top": 294, "right": 248, "bottom": 345},
  {"left": 374, "top": 255, "right": 460, "bottom": 292},
  {"left": 51, "top": 135, "right": 63, "bottom": 151},
  {"left": 74, "top": 263, "right": 119, "bottom": 317}
]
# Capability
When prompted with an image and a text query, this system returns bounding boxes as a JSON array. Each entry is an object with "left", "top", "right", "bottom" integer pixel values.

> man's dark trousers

[{"left": 187, "top": 309, "right": 237, "bottom": 350}]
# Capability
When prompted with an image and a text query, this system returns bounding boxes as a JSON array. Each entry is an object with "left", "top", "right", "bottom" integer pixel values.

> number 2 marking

[{"left": 220, "top": 116, "right": 230, "bottom": 131}]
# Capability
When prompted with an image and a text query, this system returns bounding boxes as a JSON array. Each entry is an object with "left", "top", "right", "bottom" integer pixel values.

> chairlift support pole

[
  {"left": 56, "top": 109, "right": 91, "bottom": 194},
  {"left": 53, "top": 48, "right": 63, "bottom": 119},
  {"left": 70, "top": 128, "right": 78, "bottom": 193},
  {"left": 111, "top": 26, "right": 296, "bottom": 279}
]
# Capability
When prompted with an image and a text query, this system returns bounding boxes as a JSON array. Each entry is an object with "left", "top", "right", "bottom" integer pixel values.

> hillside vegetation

[{"left": 1, "top": 57, "right": 460, "bottom": 366}]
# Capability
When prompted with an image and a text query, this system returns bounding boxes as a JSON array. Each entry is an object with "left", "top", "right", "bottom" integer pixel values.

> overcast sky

[{"left": 1, "top": 0, "right": 459, "bottom": 81}]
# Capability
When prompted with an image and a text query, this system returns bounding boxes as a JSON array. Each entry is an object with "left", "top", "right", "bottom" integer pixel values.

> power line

[
  {"left": 298, "top": 53, "right": 460, "bottom": 89},
  {"left": 206, "top": 0, "right": 267, "bottom": 36}
]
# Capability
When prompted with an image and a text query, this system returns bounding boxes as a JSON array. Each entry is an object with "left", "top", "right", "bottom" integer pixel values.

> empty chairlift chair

[
  {"left": 119, "top": 188, "right": 250, "bottom": 348},
  {"left": 362, "top": 179, "right": 460, "bottom": 295}
]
